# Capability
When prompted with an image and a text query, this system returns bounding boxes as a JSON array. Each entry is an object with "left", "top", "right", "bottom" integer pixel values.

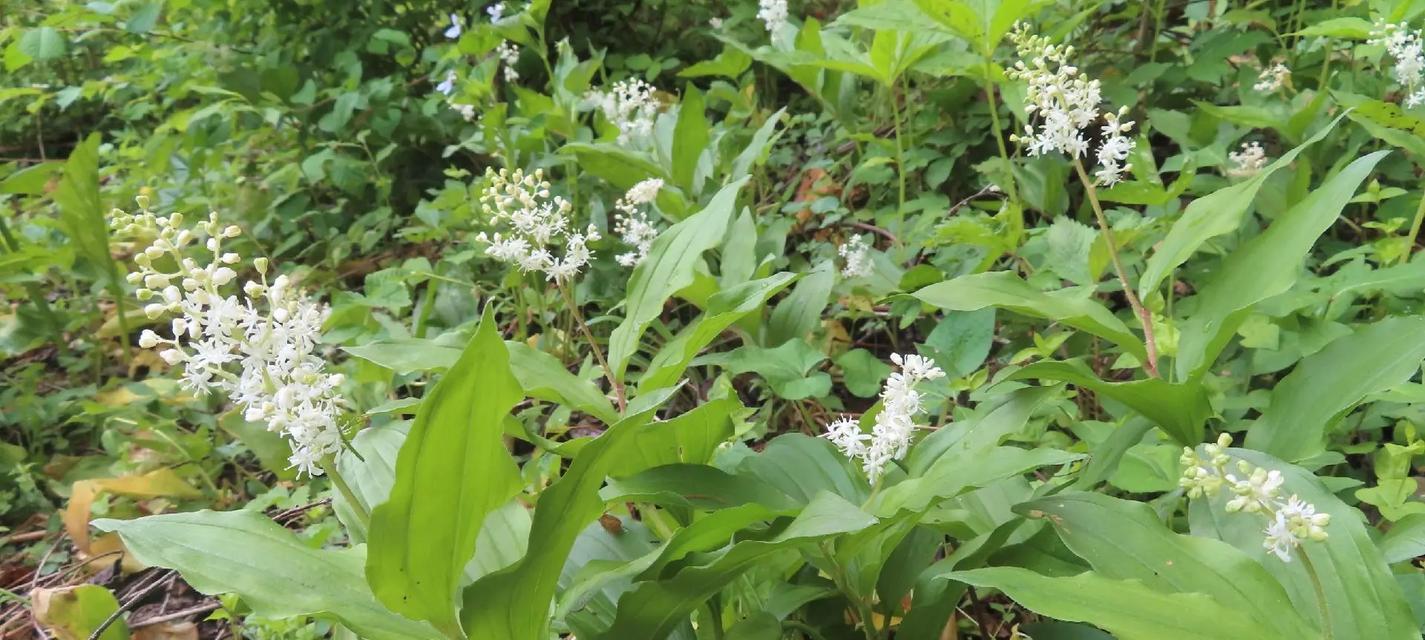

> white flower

[
  {"left": 613, "top": 179, "right": 664, "bottom": 267},
  {"left": 475, "top": 167, "right": 600, "bottom": 282},
  {"left": 824, "top": 353, "right": 944, "bottom": 481},
  {"left": 497, "top": 42, "right": 521, "bottom": 83},
  {"left": 757, "top": 0, "right": 788, "bottom": 34},
  {"left": 444, "top": 13, "right": 462, "bottom": 40},
  {"left": 1179, "top": 434, "right": 1329, "bottom": 562},
  {"left": 709, "top": 17, "right": 724, "bottom": 29},
  {"left": 1253, "top": 63, "right": 1290, "bottom": 92},
  {"left": 838, "top": 234, "right": 872, "bottom": 278},
  {"left": 1374, "top": 22, "right": 1425, "bottom": 104},
  {"left": 487, "top": 3, "right": 504, "bottom": 22},
  {"left": 452, "top": 103, "right": 477, "bottom": 121},
  {"left": 585, "top": 79, "right": 661, "bottom": 145},
  {"left": 1006, "top": 23, "right": 1134, "bottom": 186},
  {"left": 436, "top": 70, "right": 457, "bottom": 96},
  {"left": 112, "top": 205, "right": 347, "bottom": 478},
  {"left": 1227, "top": 141, "right": 1267, "bottom": 178}
]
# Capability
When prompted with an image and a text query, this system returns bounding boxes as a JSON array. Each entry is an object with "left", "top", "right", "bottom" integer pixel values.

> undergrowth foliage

[{"left": 7, "top": 0, "right": 1425, "bottom": 639}]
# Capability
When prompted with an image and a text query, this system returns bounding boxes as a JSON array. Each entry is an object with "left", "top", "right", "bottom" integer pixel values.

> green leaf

[
  {"left": 871, "top": 446, "right": 1081, "bottom": 517},
  {"left": 460, "top": 399, "right": 739, "bottom": 638},
  {"left": 702, "top": 339, "right": 830, "bottom": 400},
  {"left": 730, "top": 109, "right": 787, "bottom": 181},
  {"left": 678, "top": 46, "right": 752, "bottom": 78},
  {"left": 1295, "top": 17, "right": 1373, "bottom": 38},
  {"left": 19, "top": 27, "right": 66, "bottom": 60},
  {"left": 919, "top": 308, "right": 995, "bottom": 378},
  {"left": 609, "top": 178, "right": 748, "bottom": 378},
  {"left": 672, "top": 86, "right": 708, "bottom": 193},
  {"left": 1380, "top": 514, "right": 1425, "bottom": 564},
  {"left": 54, "top": 134, "right": 116, "bottom": 284},
  {"left": 589, "top": 492, "right": 877, "bottom": 639},
  {"left": 366, "top": 307, "right": 524, "bottom": 637},
  {"left": 736, "top": 434, "right": 867, "bottom": 506},
  {"left": 1246, "top": 317, "right": 1425, "bottom": 461},
  {"left": 94, "top": 510, "right": 439, "bottom": 639},
  {"left": 1021, "top": 492, "right": 1317, "bottom": 638},
  {"left": 33, "top": 585, "right": 128, "bottom": 640},
  {"left": 601, "top": 464, "right": 797, "bottom": 510},
  {"left": 0, "top": 161, "right": 62, "bottom": 195},
  {"left": 834, "top": 348, "right": 893, "bottom": 398},
  {"left": 766, "top": 261, "right": 835, "bottom": 347},
  {"left": 1139, "top": 114, "right": 1345, "bottom": 300},
  {"left": 638, "top": 272, "right": 797, "bottom": 392},
  {"left": 1006, "top": 360, "right": 1210, "bottom": 445},
  {"left": 914, "top": 272, "right": 1146, "bottom": 361},
  {"left": 1175, "top": 151, "right": 1389, "bottom": 380},
  {"left": 947, "top": 567, "right": 1285, "bottom": 639},
  {"left": 560, "top": 143, "right": 668, "bottom": 191},
  {"left": 1189, "top": 448, "right": 1418, "bottom": 639}
]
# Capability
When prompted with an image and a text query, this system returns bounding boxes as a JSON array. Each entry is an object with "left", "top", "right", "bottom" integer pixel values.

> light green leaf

[
  {"left": 1175, "top": 151, "right": 1388, "bottom": 379},
  {"left": 19, "top": 27, "right": 66, "bottom": 60},
  {"left": 1021, "top": 492, "right": 1316, "bottom": 638},
  {"left": 609, "top": 178, "right": 748, "bottom": 378},
  {"left": 766, "top": 261, "right": 835, "bottom": 347},
  {"left": 1006, "top": 360, "right": 1210, "bottom": 445},
  {"left": 672, "top": 86, "right": 708, "bottom": 193},
  {"left": 1139, "top": 114, "right": 1345, "bottom": 300},
  {"left": 947, "top": 567, "right": 1285, "bottom": 639},
  {"left": 366, "top": 307, "right": 524, "bottom": 637},
  {"left": 914, "top": 271, "right": 1146, "bottom": 361},
  {"left": 560, "top": 143, "right": 668, "bottom": 191},
  {"left": 94, "top": 510, "right": 439, "bottom": 639},
  {"left": 1246, "top": 317, "right": 1425, "bottom": 461}
]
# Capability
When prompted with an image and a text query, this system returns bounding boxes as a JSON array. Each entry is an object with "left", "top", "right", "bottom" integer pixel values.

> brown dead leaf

[{"left": 63, "top": 468, "right": 200, "bottom": 561}]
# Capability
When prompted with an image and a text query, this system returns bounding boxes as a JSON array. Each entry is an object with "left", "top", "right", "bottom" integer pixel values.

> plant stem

[
  {"left": 557, "top": 281, "right": 626, "bottom": 413},
  {"left": 889, "top": 81, "right": 907, "bottom": 242},
  {"left": 1072, "top": 158, "right": 1160, "bottom": 378},
  {"left": 1404, "top": 192, "right": 1425, "bottom": 264},
  {"left": 820, "top": 542, "right": 878, "bottom": 640},
  {"left": 1300, "top": 550, "right": 1333, "bottom": 640},
  {"left": 322, "top": 457, "right": 369, "bottom": 528},
  {"left": 981, "top": 65, "right": 1020, "bottom": 204},
  {"left": 706, "top": 594, "right": 726, "bottom": 640}
]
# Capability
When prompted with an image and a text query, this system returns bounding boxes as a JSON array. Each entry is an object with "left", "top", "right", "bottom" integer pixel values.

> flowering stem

[
  {"left": 889, "top": 82, "right": 907, "bottom": 242},
  {"left": 981, "top": 71, "right": 1020, "bottom": 203},
  {"left": 321, "top": 457, "right": 369, "bottom": 528},
  {"left": 1299, "top": 550, "right": 1334, "bottom": 640},
  {"left": 1403, "top": 192, "right": 1425, "bottom": 264},
  {"left": 1072, "top": 157, "right": 1160, "bottom": 378},
  {"left": 557, "top": 281, "right": 626, "bottom": 413}
]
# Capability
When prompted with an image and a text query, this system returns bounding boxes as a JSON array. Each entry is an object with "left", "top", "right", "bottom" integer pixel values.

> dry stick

[
  {"left": 130, "top": 600, "right": 222, "bottom": 628},
  {"left": 1072, "top": 158, "right": 1161, "bottom": 379},
  {"left": 557, "top": 281, "right": 626, "bottom": 413},
  {"left": 88, "top": 571, "right": 175, "bottom": 640}
]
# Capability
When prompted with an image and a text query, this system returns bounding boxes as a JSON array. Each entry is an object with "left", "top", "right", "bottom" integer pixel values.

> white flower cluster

[
  {"left": 1227, "top": 141, "right": 1267, "bottom": 178},
  {"left": 824, "top": 353, "right": 945, "bottom": 481},
  {"left": 112, "top": 199, "right": 346, "bottom": 478},
  {"left": 838, "top": 233, "right": 872, "bottom": 278},
  {"left": 1006, "top": 23, "right": 1136, "bottom": 186},
  {"left": 1180, "top": 434, "right": 1330, "bottom": 562},
  {"left": 487, "top": 2, "right": 506, "bottom": 22},
  {"left": 475, "top": 167, "right": 600, "bottom": 282},
  {"left": 1253, "top": 63, "right": 1290, "bottom": 92},
  {"left": 497, "top": 42, "right": 521, "bottom": 83},
  {"left": 436, "top": 70, "right": 457, "bottom": 96},
  {"left": 1372, "top": 21, "right": 1425, "bottom": 107},
  {"left": 613, "top": 178, "right": 663, "bottom": 267},
  {"left": 445, "top": 13, "right": 462, "bottom": 39},
  {"left": 758, "top": 0, "right": 788, "bottom": 34},
  {"left": 585, "top": 79, "right": 660, "bottom": 145}
]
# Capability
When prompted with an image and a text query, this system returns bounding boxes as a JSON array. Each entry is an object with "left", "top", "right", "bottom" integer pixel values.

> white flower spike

[
  {"left": 839, "top": 234, "right": 872, "bottom": 278},
  {"left": 475, "top": 167, "right": 600, "bottom": 282},
  {"left": 613, "top": 178, "right": 663, "bottom": 268},
  {"left": 823, "top": 353, "right": 944, "bottom": 481}
]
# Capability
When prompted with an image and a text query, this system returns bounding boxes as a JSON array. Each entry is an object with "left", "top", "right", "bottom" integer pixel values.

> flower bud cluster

[
  {"left": 1227, "top": 142, "right": 1268, "bottom": 178},
  {"left": 838, "top": 234, "right": 872, "bottom": 278},
  {"left": 1180, "top": 434, "right": 1330, "bottom": 562},
  {"left": 474, "top": 167, "right": 600, "bottom": 282},
  {"left": 113, "top": 198, "right": 346, "bottom": 477},
  {"left": 1006, "top": 23, "right": 1135, "bottom": 186},
  {"left": 613, "top": 178, "right": 663, "bottom": 268}
]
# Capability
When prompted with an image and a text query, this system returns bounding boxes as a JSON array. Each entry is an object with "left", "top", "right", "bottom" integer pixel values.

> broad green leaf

[
  {"left": 1021, "top": 492, "right": 1316, "bottom": 638},
  {"left": 33, "top": 585, "right": 128, "bottom": 640},
  {"left": 834, "top": 348, "right": 893, "bottom": 398},
  {"left": 344, "top": 337, "right": 616, "bottom": 425},
  {"left": 766, "top": 261, "right": 835, "bottom": 347},
  {"left": 560, "top": 143, "right": 668, "bottom": 190},
  {"left": 672, "top": 86, "right": 708, "bottom": 193},
  {"left": 589, "top": 492, "right": 877, "bottom": 639},
  {"left": 639, "top": 272, "right": 797, "bottom": 392},
  {"left": 1006, "top": 360, "right": 1210, "bottom": 445},
  {"left": 1175, "top": 151, "right": 1388, "bottom": 379},
  {"left": 1246, "top": 317, "right": 1425, "bottom": 461},
  {"left": 94, "top": 510, "right": 439, "bottom": 639},
  {"left": 919, "top": 308, "right": 995, "bottom": 378},
  {"left": 871, "top": 446, "right": 1081, "bottom": 517},
  {"left": 1296, "top": 17, "right": 1374, "bottom": 38},
  {"left": 601, "top": 464, "right": 797, "bottom": 510},
  {"left": 700, "top": 339, "right": 830, "bottom": 400},
  {"left": 947, "top": 567, "right": 1284, "bottom": 639},
  {"left": 19, "top": 27, "right": 66, "bottom": 60},
  {"left": 609, "top": 177, "right": 747, "bottom": 378},
  {"left": 54, "top": 134, "right": 117, "bottom": 284},
  {"left": 1380, "top": 514, "right": 1425, "bottom": 564},
  {"left": 1138, "top": 114, "right": 1345, "bottom": 300},
  {"left": 908, "top": 386, "right": 1057, "bottom": 473},
  {"left": 1189, "top": 448, "right": 1418, "bottom": 639},
  {"left": 730, "top": 109, "right": 787, "bottom": 180},
  {"left": 736, "top": 433, "right": 867, "bottom": 506},
  {"left": 460, "top": 399, "right": 738, "bottom": 638},
  {"left": 914, "top": 271, "right": 1146, "bottom": 361},
  {"left": 366, "top": 308, "right": 524, "bottom": 637},
  {"left": 0, "top": 161, "right": 62, "bottom": 195}
]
